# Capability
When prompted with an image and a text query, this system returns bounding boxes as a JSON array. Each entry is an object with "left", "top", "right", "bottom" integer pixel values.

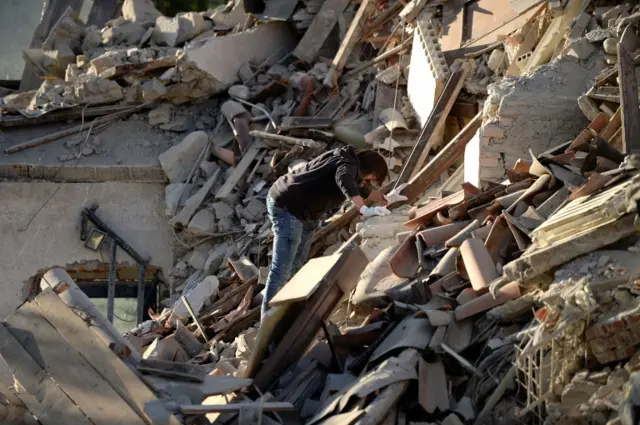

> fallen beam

[{"left": 402, "top": 112, "right": 482, "bottom": 202}]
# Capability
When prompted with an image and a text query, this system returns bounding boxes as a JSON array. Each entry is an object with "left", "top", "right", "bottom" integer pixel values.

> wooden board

[
  {"left": 33, "top": 290, "right": 181, "bottom": 425},
  {"left": 4, "top": 301, "right": 146, "bottom": 425},
  {"left": 293, "top": 0, "right": 351, "bottom": 63},
  {"left": 323, "top": 0, "right": 376, "bottom": 86},
  {"left": 618, "top": 26, "right": 640, "bottom": 154},
  {"left": 215, "top": 144, "right": 262, "bottom": 200},
  {"left": 602, "top": 107, "right": 622, "bottom": 143},
  {"left": 255, "top": 245, "right": 367, "bottom": 389},
  {"left": 0, "top": 324, "right": 94, "bottom": 425},
  {"left": 269, "top": 253, "right": 343, "bottom": 307},
  {"left": 403, "top": 112, "right": 482, "bottom": 202},
  {"left": 397, "top": 69, "right": 468, "bottom": 185}
]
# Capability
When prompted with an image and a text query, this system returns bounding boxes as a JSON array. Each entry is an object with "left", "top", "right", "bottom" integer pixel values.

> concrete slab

[
  {"left": 0, "top": 119, "right": 183, "bottom": 182},
  {"left": 0, "top": 182, "right": 173, "bottom": 320}
]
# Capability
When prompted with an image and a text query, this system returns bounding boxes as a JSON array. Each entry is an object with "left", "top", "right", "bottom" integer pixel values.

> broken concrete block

[
  {"left": 170, "top": 275, "right": 219, "bottom": 323},
  {"left": 203, "top": 243, "right": 232, "bottom": 275},
  {"left": 104, "top": 22, "right": 147, "bottom": 46},
  {"left": 565, "top": 38, "right": 597, "bottom": 60},
  {"left": 90, "top": 50, "right": 128, "bottom": 75},
  {"left": 186, "top": 244, "right": 212, "bottom": 270},
  {"left": 454, "top": 397, "right": 475, "bottom": 421},
  {"left": 153, "top": 12, "right": 206, "bottom": 47},
  {"left": 200, "top": 160, "right": 220, "bottom": 179},
  {"left": 83, "top": 26, "right": 103, "bottom": 52},
  {"left": 165, "top": 183, "right": 191, "bottom": 216},
  {"left": 159, "top": 131, "right": 209, "bottom": 183},
  {"left": 604, "top": 37, "right": 619, "bottom": 55},
  {"left": 228, "top": 85, "right": 251, "bottom": 99},
  {"left": 442, "top": 413, "right": 465, "bottom": 425},
  {"left": 143, "top": 335, "right": 189, "bottom": 362},
  {"left": 212, "top": 201, "right": 235, "bottom": 219},
  {"left": 149, "top": 103, "right": 176, "bottom": 126},
  {"left": 183, "top": 22, "right": 295, "bottom": 95},
  {"left": 159, "top": 115, "right": 190, "bottom": 132},
  {"left": 241, "top": 199, "right": 267, "bottom": 222},
  {"left": 217, "top": 217, "right": 236, "bottom": 232},
  {"left": 122, "top": 0, "right": 162, "bottom": 23},
  {"left": 187, "top": 209, "right": 217, "bottom": 235},
  {"left": 142, "top": 78, "right": 168, "bottom": 101},
  {"left": 487, "top": 49, "right": 505, "bottom": 72}
]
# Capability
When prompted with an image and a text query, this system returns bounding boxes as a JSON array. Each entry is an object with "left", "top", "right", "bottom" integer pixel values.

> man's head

[{"left": 357, "top": 149, "right": 389, "bottom": 187}]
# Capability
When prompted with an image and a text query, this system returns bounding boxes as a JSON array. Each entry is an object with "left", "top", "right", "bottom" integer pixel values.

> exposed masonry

[
  {"left": 413, "top": 11, "right": 450, "bottom": 81},
  {"left": 468, "top": 55, "right": 606, "bottom": 182}
]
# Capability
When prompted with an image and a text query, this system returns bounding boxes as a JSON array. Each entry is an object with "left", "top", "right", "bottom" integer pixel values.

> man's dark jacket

[{"left": 269, "top": 146, "right": 371, "bottom": 221}]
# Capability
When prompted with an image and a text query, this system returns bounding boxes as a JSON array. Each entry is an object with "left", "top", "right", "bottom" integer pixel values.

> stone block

[
  {"left": 122, "top": 0, "right": 162, "bottom": 23},
  {"left": 565, "top": 38, "right": 597, "bottom": 60},
  {"left": 158, "top": 131, "right": 209, "bottom": 183},
  {"left": 152, "top": 12, "right": 206, "bottom": 47},
  {"left": 186, "top": 209, "right": 216, "bottom": 235},
  {"left": 183, "top": 22, "right": 296, "bottom": 95}
]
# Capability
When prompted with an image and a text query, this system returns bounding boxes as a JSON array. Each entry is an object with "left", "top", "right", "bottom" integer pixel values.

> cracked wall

[
  {"left": 465, "top": 54, "right": 606, "bottom": 184},
  {"left": 0, "top": 182, "right": 173, "bottom": 320}
]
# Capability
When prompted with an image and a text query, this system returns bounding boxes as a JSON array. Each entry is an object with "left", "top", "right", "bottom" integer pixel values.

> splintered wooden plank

[
  {"left": 269, "top": 253, "right": 343, "bottom": 307},
  {"left": 323, "top": 0, "right": 376, "bottom": 86},
  {"left": 33, "top": 290, "right": 181, "bottom": 425},
  {"left": 215, "top": 144, "right": 262, "bottom": 200},
  {"left": 293, "top": 0, "right": 351, "bottom": 63},
  {"left": 396, "top": 69, "right": 467, "bottom": 185},
  {"left": 5, "top": 301, "right": 147, "bottom": 425},
  {"left": 618, "top": 26, "right": 640, "bottom": 154},
  {"left": 0, "top": 324, "right": 93, "bottom": 425}
]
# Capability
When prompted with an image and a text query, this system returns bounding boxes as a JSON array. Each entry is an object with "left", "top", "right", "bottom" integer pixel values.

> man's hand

[
  {"left": 359, "top": 205, "right": 391, "bottom": 217},
  {"left": 367, "top": 190, "right": 387, "bottom": 206}
]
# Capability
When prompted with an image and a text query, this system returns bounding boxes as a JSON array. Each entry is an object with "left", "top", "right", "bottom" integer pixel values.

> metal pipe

[
  {"left": 137, "top": 264, "right": 146, "bottom": 325},
  {"left": 107, "top": 240, "right": 117, "bottom": 323},
  {"left": 231, "top": 97, "right": 278, "bottom": 131}
]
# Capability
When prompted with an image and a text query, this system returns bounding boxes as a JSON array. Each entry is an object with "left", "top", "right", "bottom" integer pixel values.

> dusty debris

[{"left": 4, "top": 1, "right": 640, "bottom": 425}]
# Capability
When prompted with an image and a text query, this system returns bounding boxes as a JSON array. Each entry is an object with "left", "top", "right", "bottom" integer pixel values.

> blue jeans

[{"left": 261, "top": 195, "right": 316, "bottom": 319}]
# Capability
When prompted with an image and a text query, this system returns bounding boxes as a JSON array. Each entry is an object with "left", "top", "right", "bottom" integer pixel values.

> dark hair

[{"left": 357, "top": 150, "right": 389, "bottom": 184}]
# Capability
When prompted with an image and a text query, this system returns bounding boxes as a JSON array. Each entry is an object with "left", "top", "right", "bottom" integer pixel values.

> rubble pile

[{"left": 4, "top": 0, "right": 640, "bottom": 425}]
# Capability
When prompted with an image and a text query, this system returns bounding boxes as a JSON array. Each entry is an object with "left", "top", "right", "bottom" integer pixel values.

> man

[{"left": 261, "top": 145, "right": 405, "bottom": 318}]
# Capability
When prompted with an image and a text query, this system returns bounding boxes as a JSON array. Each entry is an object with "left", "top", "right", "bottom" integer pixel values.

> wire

[{"left": 385, "top": 17, "right": 407, "bottom": 171}]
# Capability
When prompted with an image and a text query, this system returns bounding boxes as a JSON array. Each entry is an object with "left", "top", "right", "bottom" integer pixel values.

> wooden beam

[
  {"left": 170, "top": 169, "right": 221, "bottom": 226},
  {"left": 249, "top": 130, "right": 326, "bottom": 150},
  {"left": 292, "top": 0, "right": 351, "bottom": 63},
  {"left": 402, "top": 112, "right": 482, "bottom": 202},
  {"left": 33, "top": 290, "right": 182, "bottom": 425},
  {"left": 180, "top": 402, "right": 296, "bottom": 414},
  {"left": 396, "top": 68, "right": 468, "bottom": 185},
  {"left": 0, "top": 324, "right": 94, "bottom": 425},
  {"left": 5, "top": 301, "right": 147, "bottom": 425},
  {"left": 323, "top": 0, "right": 376, "bottom": 87},
  {"left": 254, "top": 244, "right": 368, "bottom": 389},
  {"left": 617, "top": 25, "right": 640, "bottom": 154},
  {"left": 215, "top": 144, "right": 263, "bottom": 200}
]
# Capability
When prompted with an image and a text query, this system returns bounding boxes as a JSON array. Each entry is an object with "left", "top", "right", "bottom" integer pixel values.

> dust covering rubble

[{"left": 4, "top": 0, "right": 640, "bottom": 425}]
